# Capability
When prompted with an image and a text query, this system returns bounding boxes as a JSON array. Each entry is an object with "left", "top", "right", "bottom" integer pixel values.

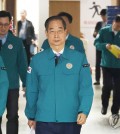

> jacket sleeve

[
  {"left": 0, "top": 57, "right": 9, "bottom": 116},
  {"left": 25, "top": 58, "right": 38, "bottom": 119},
  {"left": 17, "top": 39, "right": 28, "bottom": 87},
  {"left": 94, "top": 29, "right": 108, "bottom": 51},
  {"left": 78, "top": 55, "right": 94, "bottom": 116}
]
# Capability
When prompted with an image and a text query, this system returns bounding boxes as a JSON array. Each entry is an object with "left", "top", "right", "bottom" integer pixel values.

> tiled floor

[
  {"left": 81, "top": 85, "right": 120, "bottom": 134},
  {"left": 1, "top": 72, "right": 120, "bottom": 134}
]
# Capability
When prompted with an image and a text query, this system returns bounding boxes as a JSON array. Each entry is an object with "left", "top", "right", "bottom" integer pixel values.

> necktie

[
  {"left": 55, "top": 53, "right": 61, "bottom": 66},
  {"left": 0, "top": 40, "right": 2, "bottom": 51}
]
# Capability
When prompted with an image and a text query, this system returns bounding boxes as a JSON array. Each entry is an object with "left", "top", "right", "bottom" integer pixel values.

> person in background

[
  {"left": 57, "top": 12, "right": 92, "bottom": 73},
  {"left": 17, "top": 9, "right": 36, "bottom": 65},
  {"left": 25, "top": 15, "right": 93, "bottom": 134},
  {"left": 0, "top": 10, "right": 27, "bottom": 134},
  {"left": 0, "top": 56, "right": 9, "bottom": 134},
  {"left": 93, "top": 9, "right": 107, "bottom": 85},
  {"left": 41, "top": 12, "right": 85, "bottom": 53},
  {"left": 94, "top": 14, "right": 120, "bottom": 128}
]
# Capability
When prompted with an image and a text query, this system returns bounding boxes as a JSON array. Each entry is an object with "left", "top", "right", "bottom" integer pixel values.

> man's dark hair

[
  {"left": 0, "top": 10, "right": 12, "bottom": 21},
  {"left": 114, "top": 14, "right": 120, "bottom": 22},
  {"left": 100, "top": 9, "right": 106, "bottom": 16},
  {"left": 57, "top": 12, "right": 73, "bottom": 24},
  {"left": 45, "top": 16, "right": 66, "bottom": 31}
]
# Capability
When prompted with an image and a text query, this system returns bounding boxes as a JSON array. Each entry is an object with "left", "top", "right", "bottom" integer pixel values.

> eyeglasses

[{"left": 0, "top": 23, "right": 10, "bottom": 28}]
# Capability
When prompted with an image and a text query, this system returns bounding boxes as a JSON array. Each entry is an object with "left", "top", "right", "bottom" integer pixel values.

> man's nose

[{"left": 54, "top": 31, "right": 59, "bottom": 37}]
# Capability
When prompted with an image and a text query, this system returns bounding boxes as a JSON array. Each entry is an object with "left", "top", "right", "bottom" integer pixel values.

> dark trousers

[
  {"left": 0, "top": 89, "right": 19, "bottom": 134},
  {"left": 35, "top": 122, "right": 81, "bottom": 134},
  {"left": 102, "top": 67, "right": 120, "bottom": 114},
  {"left": 95, "top": 50, "right": 101, "bottom": 82},
  {"left": 23, "top": 40, "right": 30, "bottom": 65}
]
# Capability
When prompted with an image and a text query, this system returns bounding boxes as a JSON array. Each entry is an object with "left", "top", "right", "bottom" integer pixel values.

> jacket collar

[{"left": 47, "top": 46, "right": 69, "bottom": 60}]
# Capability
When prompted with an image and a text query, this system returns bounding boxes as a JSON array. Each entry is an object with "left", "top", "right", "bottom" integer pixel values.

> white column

[{"left": 38, "top": 0, "right": 49, "bottom": 48}]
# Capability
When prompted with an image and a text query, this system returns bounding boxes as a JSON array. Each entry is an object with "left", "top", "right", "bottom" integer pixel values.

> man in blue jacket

[
  {"left": 0, "top": 56, "right": 9, "bottom": 134},
  {"left": 25, "top": 16, "right": 93, "bottom": 134},
  {"left": 41, "top": 12, "right": 85, "bottom": 53},
  {"left": 95, "top": 14, "right": 120, "bottom": 128},
  {"left": 0, "top": 11, "right": 27, "bottom": 134},
  {"left": 93, "top": 9, "right": 107, "bottom": 85}
]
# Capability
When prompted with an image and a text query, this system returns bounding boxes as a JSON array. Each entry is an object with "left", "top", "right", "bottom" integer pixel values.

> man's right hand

[{"left": 93, "top": 32, "right": 98, "bottom": 38}]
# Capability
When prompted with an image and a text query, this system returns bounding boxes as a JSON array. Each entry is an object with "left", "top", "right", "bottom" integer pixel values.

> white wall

[
  {"left": 17, "top": 0, "right": 49, "bottom": 47},
  {"left": 38, "top": 0, "right": 49, "bottom": 47}
]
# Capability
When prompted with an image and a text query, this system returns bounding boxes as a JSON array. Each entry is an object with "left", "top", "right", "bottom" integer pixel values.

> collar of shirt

[
  {"left": 0, "top": 33, "right": 8, "bottom": 45},
  {"left": 22, "top": 19, "right": 26, "bottom": 23},
  {"left": 52, "top": 48, "right": 64, "bottom": 55}
]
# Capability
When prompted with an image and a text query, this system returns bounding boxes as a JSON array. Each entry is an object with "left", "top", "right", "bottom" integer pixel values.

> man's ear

[{"left": 65, "top": 29, "right": 67, "bottom": 35}]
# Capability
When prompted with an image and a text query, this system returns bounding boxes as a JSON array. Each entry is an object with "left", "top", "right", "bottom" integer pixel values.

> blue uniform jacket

[
  {"left": 95, "top": 25, "right": 120, "bottom": 68},
  {"left": 0, "top": 32, "right": 28, "bottom": 89},
  {"left": 25, "top": 47, "right": 93, "bottom": 122},
  {"left": 0, "top": 56, "right": 9, "bottom": 116},
  {"left": 41, "top": 34, "right": 85, "bottom": 53}
]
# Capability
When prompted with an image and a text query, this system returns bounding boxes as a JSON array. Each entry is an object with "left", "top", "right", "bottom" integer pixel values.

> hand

[
  {"left": 31, "top": 39, "right": 35, "bottom": 44},
  {"left": 22, "top": 87, "right": 26, "bottom": 92},
  {"left": 28, "top": 120, "right": 36, "bottom": 129},
  {"left": 22, "top": 87, "right": 26, "bottom": 97},
  {"left": 31, "top": 39, "right": 38, "bottom": 47},
  {"left": 106, "top": 44, "right": 111, "bottom": 50},
  {"left": 90, "top": 67, "right": 92, "bottom": 74},
  {"left": 93, "top": 32, "right": 97, "bottom": 38},
  {"left": 77, "top": 113, "right": 87, "bottom": 125},
  {"left": 118, "top": 54, "right": 120, "bottom": 59}
]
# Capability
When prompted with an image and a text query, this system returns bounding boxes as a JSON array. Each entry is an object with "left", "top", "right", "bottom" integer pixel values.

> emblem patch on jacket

[
  {"left": 66, "top": 63, "right": 73, "bottom": 69},
  {"left": 8, "top": 44, "right": 13, "bottom": 49},
  {"left": 69, "top": 45, "right": 75, "bottom": 50}
]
